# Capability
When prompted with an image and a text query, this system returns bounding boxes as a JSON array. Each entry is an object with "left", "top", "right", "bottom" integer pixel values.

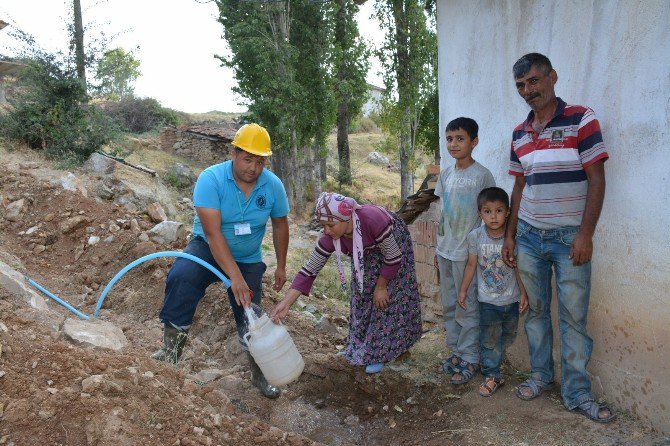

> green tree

[
  {"left": 215, "top": 0, "right": 336, "bottom": 213},
  {"left": 0, "top": 6, "right": 118, "bottom": 164},
  {"left": 333, "top": 0, "right": 370, "bottom": 186},
  {"left": 415, "top": 88, "right": 440, "bottom": 164},
  {"left": 0, "top": 50, "right": 117, "bottom": 164},
  {"left": 95, "top": 48, "right": 141, "bottom": 99},
  {"left": 375, "top": 0, "right": 437, "bottom": 199}
]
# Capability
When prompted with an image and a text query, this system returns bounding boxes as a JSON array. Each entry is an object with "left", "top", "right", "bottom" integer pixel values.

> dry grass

[
  {"left": 187, "top": 111, "right": 242, "bottom": 124},
  {"left": 104, "top": 136, "right": 205, "bottom": 178},
  {"left": 325, "top": 132, "right": 432, "bottom": 211},
  {"left": 105, "top": 130, "right": 431, "bottom": 211}
]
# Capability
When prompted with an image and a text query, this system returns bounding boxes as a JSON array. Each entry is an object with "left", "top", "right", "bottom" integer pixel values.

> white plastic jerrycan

[{"left": 243, "top": 308, "right": 304, "bottom": 387}]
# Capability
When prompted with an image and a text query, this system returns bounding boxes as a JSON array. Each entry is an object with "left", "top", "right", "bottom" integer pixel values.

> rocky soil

[{"left": 0, "top": 144, "right": 667, "bottom": 446}]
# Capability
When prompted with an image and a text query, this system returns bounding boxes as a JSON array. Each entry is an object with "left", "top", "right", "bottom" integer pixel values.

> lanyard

[{"left": 235, "top": 189, "right": 255, "bottom": 223}]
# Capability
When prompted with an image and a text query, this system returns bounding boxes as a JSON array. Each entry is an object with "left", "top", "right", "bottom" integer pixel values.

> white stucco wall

[
  {"left": 362, "top": 85, "right": 384, "bottom": 117},
  {"left": 437, "top": 0, "right": 670, "bottom": 434}
]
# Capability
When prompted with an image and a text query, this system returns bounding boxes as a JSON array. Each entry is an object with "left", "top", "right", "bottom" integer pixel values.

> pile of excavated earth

[{"left": 0, "top": 145, "right": 665, "bottom": 446}]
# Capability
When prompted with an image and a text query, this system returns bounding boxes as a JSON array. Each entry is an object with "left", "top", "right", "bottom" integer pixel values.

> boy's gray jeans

[{"left": 437, "top": 255, "right": 479, "bottom": 364}]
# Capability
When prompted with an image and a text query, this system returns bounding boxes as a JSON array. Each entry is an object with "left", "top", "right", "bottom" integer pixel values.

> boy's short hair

[
  {"left": 445, "top": 117, "right": 478, "bottom": 140},
  {"left": 477, "top": 187, "right": 509, "bottom": 210},
  {"left": 513, "top": 52, "right": 553, "bottom": 79}
]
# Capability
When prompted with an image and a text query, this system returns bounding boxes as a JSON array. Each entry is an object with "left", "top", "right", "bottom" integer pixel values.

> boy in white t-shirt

[
  {"left": 435, "top": 117, "right": 496, "bottom": 385},
  {"left": 458, "top": 187, "right": 528, "bottom": 396}
]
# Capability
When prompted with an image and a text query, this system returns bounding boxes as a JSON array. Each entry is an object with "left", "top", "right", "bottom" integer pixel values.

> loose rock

[
  {"left": 4, "top": 199, "right": 26, "bottom": 222},
  {"left": 148, "top": 221, "right": 184, "bottom": 244},
  {"left": 59, "top": 216, "right": 91, "bottom": 234},
  {"left": 146, "top": 202, "right": 168, "bottom": 223},
  {"left": 367, "top": 151, "right": 390, "bottom": 165}
]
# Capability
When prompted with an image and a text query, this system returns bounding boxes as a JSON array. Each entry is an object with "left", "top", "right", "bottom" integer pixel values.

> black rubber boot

[
  {"left": 151, "top": 325, "right": 188, "bottom": 365},
  {"left": 246, "top": 352, "right": 280, "bottom": 399}
]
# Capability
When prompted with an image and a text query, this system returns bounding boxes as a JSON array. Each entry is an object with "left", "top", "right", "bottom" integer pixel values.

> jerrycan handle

[{"left": 242, "top": 332, "right": 251, "bottom": 347}]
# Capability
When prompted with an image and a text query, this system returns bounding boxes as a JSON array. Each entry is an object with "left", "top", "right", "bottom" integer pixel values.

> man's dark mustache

[{"left": 525, "top": 94, "right": 540, "bottom": 101}]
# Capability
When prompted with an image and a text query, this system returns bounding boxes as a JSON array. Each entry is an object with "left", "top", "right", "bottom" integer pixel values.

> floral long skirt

[{"left": 343, "top": 213, "right": 422, "bottom": 366}]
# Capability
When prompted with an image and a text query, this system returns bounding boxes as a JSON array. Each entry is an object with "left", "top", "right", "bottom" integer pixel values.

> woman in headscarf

[{"left": 270, "top": 192, "right": 422, "bottom": 373}]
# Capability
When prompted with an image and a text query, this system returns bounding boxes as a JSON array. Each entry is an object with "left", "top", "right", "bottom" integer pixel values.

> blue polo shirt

[{"left": 192, "top": 160, "right": 290, "bottom": 263}]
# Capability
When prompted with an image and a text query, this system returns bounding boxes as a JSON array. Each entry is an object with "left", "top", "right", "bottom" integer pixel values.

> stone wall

[
  {"left": 407, "top": 201, "right": 441, "bottom": 325},
  {"left": 159, "top": 127, "right": 231, "bottom": 166}
]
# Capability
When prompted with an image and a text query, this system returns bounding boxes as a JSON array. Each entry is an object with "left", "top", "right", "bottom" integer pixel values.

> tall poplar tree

[
  {"left": 333, "top": 0, "right": 370, "bottom": 186},
  {"left": 216, "top": 0, "right": 336, "bottom": 213},
  {"left": 375, "top": 0, "right": 436, "bottom": 199},
  {"left": 72, "top": 0, "right": 87, "bottom": 90}
]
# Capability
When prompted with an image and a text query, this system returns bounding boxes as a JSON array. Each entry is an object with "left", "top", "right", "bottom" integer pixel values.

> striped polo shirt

[{"left": 509, "top": 98, "right": 608, "bottom": 229}]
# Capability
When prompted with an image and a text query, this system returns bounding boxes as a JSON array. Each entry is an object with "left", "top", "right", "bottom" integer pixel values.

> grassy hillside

[
  {"left": 187, "top": 111, "right": 243, "bottom": 124},
  {"left": 324, "top": 132, "right": 431, "bottom": 210}
]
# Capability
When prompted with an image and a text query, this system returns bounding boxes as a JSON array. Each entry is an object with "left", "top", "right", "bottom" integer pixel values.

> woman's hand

[
  {"left": 373, "top": 284, "right": 390, "bottom": 310},
  {"left": 270, "top": 299, "right": 291, "bottom": 323},
  {"left": 270, "top": 288, "right": 302, "bottom": 323}
]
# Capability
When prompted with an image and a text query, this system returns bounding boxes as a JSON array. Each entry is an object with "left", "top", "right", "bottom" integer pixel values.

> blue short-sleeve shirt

[{"left": 192, "top": 160, "right": 290, "bottom": 263}]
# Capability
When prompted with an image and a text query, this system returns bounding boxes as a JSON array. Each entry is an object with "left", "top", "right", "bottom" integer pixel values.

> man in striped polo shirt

[{"left": 501, "top": 53, "right": 615, "bottom": 423}]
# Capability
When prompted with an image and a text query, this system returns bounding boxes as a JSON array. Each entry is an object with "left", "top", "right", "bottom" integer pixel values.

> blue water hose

[
  {"left": 27, "top": 277, "right": 91, "bottom": 320},
  {"left": 27, "top": 251, "right": 231, "bottom": 320}
]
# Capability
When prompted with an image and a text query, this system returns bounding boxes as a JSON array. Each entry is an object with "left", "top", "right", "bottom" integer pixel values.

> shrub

[
  {"left": 100, "top": 97, "right": 186, "bottom": 133},
  {"left": 0, "top": 54, "right": 118, "bottom": 164},
  {"left": 349, "top": 115, "right": 380, "bottom": 134},
  {"left": 373, "top": 133, "right": 399, "bottom": 157}
]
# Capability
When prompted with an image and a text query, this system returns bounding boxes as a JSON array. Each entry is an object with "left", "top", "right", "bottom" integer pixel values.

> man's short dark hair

[
  {"left": 513, "top": 53, "right": 553, "bottom": 79},
  {"left": 445, "top": 117, "right": 478, "bottom": 140},
  {"left": 477, "top": 187, "right": 509, "bottom": 210}
]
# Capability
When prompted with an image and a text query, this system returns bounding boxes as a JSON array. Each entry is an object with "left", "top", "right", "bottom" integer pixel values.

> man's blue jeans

[
  {"left": 159, "top": 236, "right": 266, "bottom": 345},
  {"left": 516, "top": 219, "right": 593, "bottom": 409},
  {"left": 479, "top": 301, "right": 519, "bottom": 380}
]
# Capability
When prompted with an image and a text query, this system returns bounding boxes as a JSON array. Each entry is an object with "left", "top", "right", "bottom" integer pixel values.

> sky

[{"left": 0, "top": 0, "right": 383, "bottom": 113}]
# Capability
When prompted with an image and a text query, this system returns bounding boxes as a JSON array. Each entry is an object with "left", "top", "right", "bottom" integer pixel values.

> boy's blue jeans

[
  {"left": 159, "top": 236, "right": 265, "bottom": 346},
  {"left": 479, "top": 301, "right": 519, "bottom": 380},
  {"left": 437, "top": 255, "right": 479, "bottom": 364},
  {"left": 516, "top": 219, "right": 594, "bottom": 410}
]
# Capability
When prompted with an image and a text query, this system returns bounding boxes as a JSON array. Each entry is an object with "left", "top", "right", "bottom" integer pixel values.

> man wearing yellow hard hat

[{"left": 152, "top": 123, "right": 289, "bottom": 399}]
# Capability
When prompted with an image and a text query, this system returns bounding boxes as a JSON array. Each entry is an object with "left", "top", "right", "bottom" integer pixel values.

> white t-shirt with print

[
  {"left": 434, "top": 161, "right": 495, "bottom": 261},
  {"left": 467, "top": 226, "right": 520, "bottom": 306}
]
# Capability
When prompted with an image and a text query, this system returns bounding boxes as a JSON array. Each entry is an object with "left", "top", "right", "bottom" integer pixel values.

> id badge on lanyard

[
  {"left": 235, "top": 189, "right": 254, "bottom": 236},
  {"left": 234, "top": 222, "right": 251, "bottom": 235}
]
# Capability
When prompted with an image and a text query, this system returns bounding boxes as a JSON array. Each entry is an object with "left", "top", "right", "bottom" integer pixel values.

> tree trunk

[
  {"left": 271, "top": 149, "right": 291, "bottom": 205},
  {"left": 73, "top": 0, "right": 87, "bottom": 90},
  {"left": 393, "top": 0, "right": 414, "bottom": 200},
  {"left": 320, "top": 149, "right": 327, "bottom": 185},
  {"left": 291, "top": 130, "right": 306, "bottom": 215},
  {"left": 312, "top": 139, "right": 323, "bottom": 198},
  {"left": 399, "top": 122, "right": 414, "bottom": 199},
  {"left": 337, "top": 101, "right": 352, "bottom": 185},
  {"left": 335, "top": 0, "right": 352, "bottom": 186}
]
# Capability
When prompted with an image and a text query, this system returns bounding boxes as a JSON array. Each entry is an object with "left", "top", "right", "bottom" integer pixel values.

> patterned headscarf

[{"left": 315, "top": 192, "right": 364, "bottom": 293}]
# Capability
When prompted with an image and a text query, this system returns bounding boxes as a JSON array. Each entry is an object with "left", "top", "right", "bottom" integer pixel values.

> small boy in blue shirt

[
  {"left": 458, "top": 187, "right": 528, "bottom": 396},
  {"left": 435, "top": 117, "right": 495, "bottom": 385}
]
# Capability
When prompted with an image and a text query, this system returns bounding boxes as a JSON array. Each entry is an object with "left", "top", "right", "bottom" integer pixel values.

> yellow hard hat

[{"left": 231, "top": 123, "right": 272, "bottom": 157}]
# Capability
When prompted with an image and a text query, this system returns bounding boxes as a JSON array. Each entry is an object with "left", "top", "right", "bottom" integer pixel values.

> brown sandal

[
  {"left": 450, "top": 360, "right": 480, "bottom": 385},
  {"left": 479, "top": 377, "right": 504, "bottom": 397}
]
